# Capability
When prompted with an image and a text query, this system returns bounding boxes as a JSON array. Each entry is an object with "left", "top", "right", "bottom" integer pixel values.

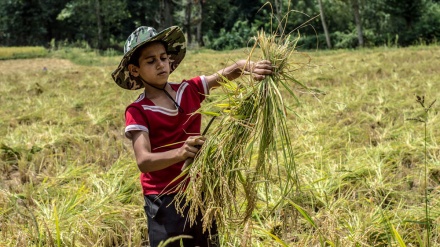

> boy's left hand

[{"left": 248, "top": 60, "right": 273, "bottom": 81}]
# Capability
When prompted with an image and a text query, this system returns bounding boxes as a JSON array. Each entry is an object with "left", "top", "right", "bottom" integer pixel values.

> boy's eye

[{"left": 146, "top": 56, "right": 168, "bottom": 64}]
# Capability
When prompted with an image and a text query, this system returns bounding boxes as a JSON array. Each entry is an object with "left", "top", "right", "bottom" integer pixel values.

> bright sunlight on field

[
  {"left": 1, "top": 45, "right": 439, "bottom": 246},
  {"left": 0, "top": 46, "right": 48, "bottom": 60}
]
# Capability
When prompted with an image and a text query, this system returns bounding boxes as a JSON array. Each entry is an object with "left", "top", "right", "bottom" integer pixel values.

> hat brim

[{"left": 112, "top": 26, "right": 186, "bottom": 90}]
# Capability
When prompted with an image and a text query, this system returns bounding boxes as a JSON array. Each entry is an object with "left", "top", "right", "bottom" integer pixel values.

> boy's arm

[
  {"left": 205, "top": 59, "right": 273, "bottom": 90},
  {"left": 131, "top": 130, "right": 205, "bottom": 173}
]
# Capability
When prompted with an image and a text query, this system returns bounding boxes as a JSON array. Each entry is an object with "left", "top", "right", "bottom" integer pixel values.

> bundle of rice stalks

[{"left": 174, "top": 29, "right": 312, "bottom": 236}]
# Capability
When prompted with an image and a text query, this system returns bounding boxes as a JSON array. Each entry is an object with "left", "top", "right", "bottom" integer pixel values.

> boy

[{"left": 111, "top": 26, "right": 272, "bottom": 247}]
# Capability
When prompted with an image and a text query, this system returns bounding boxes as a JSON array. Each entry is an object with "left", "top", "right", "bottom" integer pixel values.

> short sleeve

[
  {"left": 125, "top": 106, "right": 149, "bottom": 139},
  {"left": 183, "top": 76, "right": 209, "bottom": 102}
]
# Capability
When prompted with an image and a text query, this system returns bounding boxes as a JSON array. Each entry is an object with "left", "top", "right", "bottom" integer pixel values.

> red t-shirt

[{"left": 125, "top": 76, "right": 208, "bottom": 195}]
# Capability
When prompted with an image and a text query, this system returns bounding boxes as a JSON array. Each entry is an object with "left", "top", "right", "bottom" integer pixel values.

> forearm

[
  {"left": 206, "top": 60, "right": 249, "bottom": 89},
  {"left": 206, "top": 59, "right": 272, "bottom": 90},
  {"left": 136, "top": 149, "right": 185, "bottom": 173},
  {"left": 218, "top": 59, "right": 248, "bottom": 81},
  {"left": 132, "top": 131, "right": 204, "bottom": 173}
]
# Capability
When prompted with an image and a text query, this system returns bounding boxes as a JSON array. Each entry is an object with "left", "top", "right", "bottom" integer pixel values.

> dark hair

[{"left": 128, "top": 41, "right": 168, "bottom": 67}]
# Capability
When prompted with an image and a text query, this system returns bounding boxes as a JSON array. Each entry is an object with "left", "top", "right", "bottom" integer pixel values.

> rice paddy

[{"left": 0, "top": 43, "right": 439, "bottom": 246}]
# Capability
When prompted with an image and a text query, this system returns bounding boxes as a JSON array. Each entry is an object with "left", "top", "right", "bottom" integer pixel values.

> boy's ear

[{"left": 128, "top": 64, "right": 139, "bottom": 77}]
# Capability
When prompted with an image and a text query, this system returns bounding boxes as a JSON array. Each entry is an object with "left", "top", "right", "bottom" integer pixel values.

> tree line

[{"left": 0, "top": 0, "right": 439, "bottom": 51}]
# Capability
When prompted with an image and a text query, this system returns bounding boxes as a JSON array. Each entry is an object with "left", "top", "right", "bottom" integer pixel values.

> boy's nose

[{"left": 157, "top": 60, "right": 165, "bottom": 69}]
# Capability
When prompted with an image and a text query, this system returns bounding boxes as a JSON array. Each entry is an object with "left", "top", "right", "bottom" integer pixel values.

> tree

[
  {"left": 381, "top": 0, "right": 425, "bottom": 45},
  {"left": 156, "top": 0, "right": 174, "bottom": 31},
  {"left": 125, "top": 1, "right": 157, "bottom": 28},
  {"left": 332, "top": 0, "right": 364, "bottom": 47},
  {"left": 351, "top": 0, "right": 364, "bottom": 47},
  {"left": 317, "top": 0, "right": 332, "bottom": 48},
  {"left": 57, "top": 0, "right": 127, "bottom": 49},
  {"left": 414, "top": 0, "right": 440, "bottom": 43},
  {"left": 173, "top": 0, "right": 205, "bottom": 46},
  {"left": 272, "top": 0, "right": 284, "bottom": 34},
  {"left": 195, "top": 0, "right": 205, "bottom": 46},
  {"left": 1, "top": 0, "right": 438, "bottom": 49},
  {"left": 184, "top": 0, "right": 193, "bottom": 44},
  {"left": 95, "top": 0, "right": 103, "bottom": 50},
  {"left": 0, "top": 0, "right": 69, "bottom": 46}
]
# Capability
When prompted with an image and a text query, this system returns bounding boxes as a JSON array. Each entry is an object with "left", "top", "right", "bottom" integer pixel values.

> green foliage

[
  {"left": 297, "top": 34, "right": 324, "bottom": 50},
  {"left": 0, "top": 0, "right": 68, "bottom": 46},
  {"left": 376, "top": 0, "right": 432, "bottom": 46},
  {"left": 299, "top": 30, "right": 368, "bottom": 50},
  {"left": 1, "top": 0, "right": 440, "bottom": 50},
  {"left": 318, "top": 0, "right": 352, "bottom": 33},
  {"left": 414, "top": 1, "right": 440, "bottom": 43},
  {"left": 204, "top": 20, "right": 257, "bottom": 50},
  {"left": 331, "top": 30, "right": 358, "bottom": 49},
  {"left": 56, "top": 0, "right": 128, "bottom": 50}
]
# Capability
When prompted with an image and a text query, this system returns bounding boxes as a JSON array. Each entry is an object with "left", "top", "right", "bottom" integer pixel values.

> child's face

[{"left": 129, "top": 42, "right": 170, "bottom": 86}]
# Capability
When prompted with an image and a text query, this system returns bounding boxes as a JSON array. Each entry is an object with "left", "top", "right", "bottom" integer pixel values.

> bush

[
  {"left": 296, "top": 34, "right": 327, "bottom": 50},
  {"left": 332, "top": 30, "right": 358, "bottom": 49},
  {"left": 204, "top": 20, "right": 257, "bottom": 50},
  {"left": 414, "top": 2, "right": 440, "bottom": 44},
  {"left": 297, "top": 31, "right": 359, "bottom": 50}
]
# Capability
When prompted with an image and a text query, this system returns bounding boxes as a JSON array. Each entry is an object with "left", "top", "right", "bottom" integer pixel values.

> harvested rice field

[{"left": 1, "top": 44, "right": 439, "bottom": 246}]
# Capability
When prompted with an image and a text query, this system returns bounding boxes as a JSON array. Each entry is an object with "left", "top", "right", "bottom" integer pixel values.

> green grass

[
  {"left": 0, "top": 44, "right": 439, "bottom": 246},
  {"left": 0, "top": 46, "right": 48, "bottom": 60},
  {"left": 49, "top": 47, "right": 121, "bottom": 66}
]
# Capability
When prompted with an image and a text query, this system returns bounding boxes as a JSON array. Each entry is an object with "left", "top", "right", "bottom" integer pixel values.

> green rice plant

[
  {"left": 172, "top": 22, "right": 314, "bottom": 242},
  {"left": 391, "top": 223, "right": 407, "bottom": 247},
  {"left": 53, "top": 204, "right": 61, "bottom": 247}
]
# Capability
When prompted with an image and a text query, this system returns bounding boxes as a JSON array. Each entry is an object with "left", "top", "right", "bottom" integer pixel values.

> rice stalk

[
  {"left": 391, "top": 223, "right": 407, "bottom": 247},
  {"left": 157, "top": 235, "right": 192, "bottom": 247},
  {"left": 174, "top": 28, "right": 313, "bottom": 237}
]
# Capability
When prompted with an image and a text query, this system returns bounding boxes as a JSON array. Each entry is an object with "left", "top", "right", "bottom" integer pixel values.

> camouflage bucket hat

[{"left": 111, "top": 26, "right": 186, "bottom": 90}]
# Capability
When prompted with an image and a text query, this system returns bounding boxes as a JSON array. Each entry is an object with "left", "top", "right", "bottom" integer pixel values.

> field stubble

[{"left": 0, "top": 45, "right": 439, "bottom": 246}]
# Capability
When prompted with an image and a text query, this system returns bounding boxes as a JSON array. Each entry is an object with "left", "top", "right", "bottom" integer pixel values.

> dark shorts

[{"left": 144, "top": 194, "right": 219, "bottom": 247}]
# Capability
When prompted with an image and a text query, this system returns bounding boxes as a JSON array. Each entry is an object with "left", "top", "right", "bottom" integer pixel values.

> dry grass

[{"left": 0, "top": 44, "right": 439, "bottom": 246}]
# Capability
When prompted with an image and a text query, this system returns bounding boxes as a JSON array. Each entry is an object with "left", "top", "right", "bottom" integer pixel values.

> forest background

[{"left": 1, "top": 0, "right": 440, "bottom": 51}]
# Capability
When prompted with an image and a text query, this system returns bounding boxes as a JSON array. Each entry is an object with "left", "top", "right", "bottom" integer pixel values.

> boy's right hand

[
  {"left": 178, "top": 135, "right": 206, "bottom": 160},
  {"left": 247, "top": 60, "right": 273, "bottom": 81}
]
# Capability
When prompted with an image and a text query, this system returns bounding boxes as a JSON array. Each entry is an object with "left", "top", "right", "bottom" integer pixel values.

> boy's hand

[
  {"left": 248, "top": 60, "right": 273, "bottom": 81},
  {"left": 179, "top": 135, "right": 205, "bottom": 160},
  {"left": 179, "top": 135, "right": 205, "bottom": 170}
]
